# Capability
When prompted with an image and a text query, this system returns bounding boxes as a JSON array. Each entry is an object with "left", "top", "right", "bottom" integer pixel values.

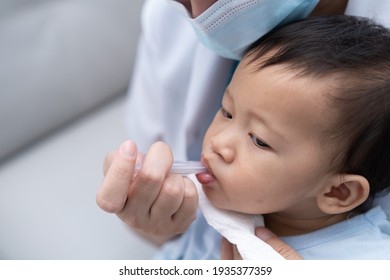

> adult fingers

[
  {"left": 146, "top": 174, "right": 198, "bottom": 235},
  {"left": 103, "top": 150, "right": 116, "bottom": 176},
  {"left": 255, "top": 227, "right": 303, "bottom": 260},
  {"left": 96, "top": 140, "right": 137, "bottom": 213},
  {"left": 220, "top": 237, "right": 234, "bottom": 259},
  {"left": 171, "top": 176, "right": 198, "bottom": 232},
  {"left": 220, "top": 238, "right": 243, "bottom": 260},
  {"left": 149, "top": 174, "right": 186, "bottom": 230},
  {"left": 118, "top": 142, "right": 173, "bottom": 226}
]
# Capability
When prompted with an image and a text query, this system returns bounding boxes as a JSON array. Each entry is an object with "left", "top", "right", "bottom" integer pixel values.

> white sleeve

[
  {"left": 125, "top": 0, "right": 234, "bottom": 159},
  {"left": 345, "top": 0, "right": 390, "bottom": 27},
  {"left": 125, "top": 0, "right": 196, "bottom": 154}
]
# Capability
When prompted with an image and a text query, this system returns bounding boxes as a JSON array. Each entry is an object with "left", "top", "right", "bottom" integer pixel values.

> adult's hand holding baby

[{"left": 96, "top": 140, "right": 198, "bottom": 245}]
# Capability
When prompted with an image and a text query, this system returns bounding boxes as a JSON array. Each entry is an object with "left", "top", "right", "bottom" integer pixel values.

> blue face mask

[{"left": 177, "top": 0, "right": 319, "bottom": 60}]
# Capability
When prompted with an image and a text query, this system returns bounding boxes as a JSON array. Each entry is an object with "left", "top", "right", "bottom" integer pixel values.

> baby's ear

[{"left": 317, "top": 174, "right": 370, "bottom": 214}]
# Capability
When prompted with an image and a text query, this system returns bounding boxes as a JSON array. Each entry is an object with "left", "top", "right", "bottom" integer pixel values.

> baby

[
  {"left": 164, "top": 15, "right": 390, "bottom": 259},
  {"left": 98, "top": 15, "right": 390, "bottom": 259}
]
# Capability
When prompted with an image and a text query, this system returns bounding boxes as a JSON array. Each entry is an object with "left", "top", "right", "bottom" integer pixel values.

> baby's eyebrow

[
  {"left": 228, "top": 87, "right": 287, "bottom": 146},
  {"left": 249, "top": 109, "right": 286, "bottom": 143}
]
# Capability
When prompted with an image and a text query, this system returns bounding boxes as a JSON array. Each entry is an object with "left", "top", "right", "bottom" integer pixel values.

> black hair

[{"left": 246, "top": 15, "right": 390, "bottom": 213}]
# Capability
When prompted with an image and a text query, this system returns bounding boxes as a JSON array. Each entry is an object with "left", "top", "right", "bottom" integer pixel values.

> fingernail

[
  {"left": 255, "top": 227, "right": 275, "bottom": 241},
  {"left": 120, "top": 141, "right": 136, "bottom": 158}
]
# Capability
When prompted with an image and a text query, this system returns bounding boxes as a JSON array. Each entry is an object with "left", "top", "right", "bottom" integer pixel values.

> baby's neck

[{"left": 263, "top": 212, "right": 349, "bottom": 236}]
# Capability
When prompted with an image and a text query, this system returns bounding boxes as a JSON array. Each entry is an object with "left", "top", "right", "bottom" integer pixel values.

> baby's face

[{"left": 198, "top": 54, "right": 340, "bottom": 218}]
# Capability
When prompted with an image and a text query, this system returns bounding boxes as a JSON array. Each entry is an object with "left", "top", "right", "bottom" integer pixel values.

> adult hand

[
  {"left": 96, "top": 140, "right": 198, "bottom": 245},
  {"left": 221, "top": 227, "right": 303, "bottom": 260}
]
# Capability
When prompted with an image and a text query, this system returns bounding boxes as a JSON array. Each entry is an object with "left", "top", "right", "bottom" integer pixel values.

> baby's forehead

[
  {"left": 238, "top": 59, "right": 341, "bottom": 132},
  {"left": 242, "top": 52, "right": 343, "bottom": 91}
]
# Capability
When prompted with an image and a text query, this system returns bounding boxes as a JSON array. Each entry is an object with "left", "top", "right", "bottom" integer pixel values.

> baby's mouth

[
  {"left": 196, "top": 157, "right": 216, "bottom": 185},
  {"left": 195, "top": 171, "right": 216, "bottom": 185}
]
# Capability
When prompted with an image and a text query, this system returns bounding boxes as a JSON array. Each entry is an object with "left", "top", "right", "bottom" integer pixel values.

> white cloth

[{"left": 190, "top": 175, "right": 284, "bottom": 260}]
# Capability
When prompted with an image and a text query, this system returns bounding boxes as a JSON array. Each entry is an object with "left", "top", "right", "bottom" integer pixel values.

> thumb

[
  {"left": 255, "top": 227, "right": 303, "bottom": 260},
  {"left": 97, "top": 140, "right": 137, "bottom": 213}
]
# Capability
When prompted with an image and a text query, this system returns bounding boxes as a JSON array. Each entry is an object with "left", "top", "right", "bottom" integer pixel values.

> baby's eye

[
  {"left": 221, "top": 107, "right": 233, "bottom": 119},
  {"left": 249, "top": 133, "right": 270, "bottom": 149}
]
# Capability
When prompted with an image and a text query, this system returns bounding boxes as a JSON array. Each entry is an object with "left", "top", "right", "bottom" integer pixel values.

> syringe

[{"left": 134, "top": 161, "right": 207, "bottom": 175}]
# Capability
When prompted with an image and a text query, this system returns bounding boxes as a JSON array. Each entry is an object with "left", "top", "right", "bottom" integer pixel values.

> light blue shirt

[
  {"left": 154, "top": 206, "right": 390, "bottom": 259},
  {"left": 282, "top": 206, "right": 390, "bottom": 259},
  {"left": 154, "top": 211, "right": 221, "bottom": 259}
]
